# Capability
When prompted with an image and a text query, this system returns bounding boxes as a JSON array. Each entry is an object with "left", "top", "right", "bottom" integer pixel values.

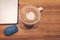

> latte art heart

[{"left": 26, "top": 11, "right": 36, "bottom": 21}]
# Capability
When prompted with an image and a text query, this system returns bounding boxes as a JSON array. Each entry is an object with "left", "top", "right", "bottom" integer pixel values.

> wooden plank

[{"left": 0, "top": 0, "right": 60, "bottom": 40}]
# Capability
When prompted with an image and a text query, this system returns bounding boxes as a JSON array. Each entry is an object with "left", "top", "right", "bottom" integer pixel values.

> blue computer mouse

[{"left": 4, "top": 25, "right": 18, "bottom": 36}]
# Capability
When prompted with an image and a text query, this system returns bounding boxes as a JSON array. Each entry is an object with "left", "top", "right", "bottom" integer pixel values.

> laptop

[{"left": 0, "top": 0, "right": 18, "bottom": 24}]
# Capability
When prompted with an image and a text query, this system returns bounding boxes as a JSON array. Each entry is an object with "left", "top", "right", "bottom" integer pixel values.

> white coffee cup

[{"left": 20, "top": 5, "right": 43, "bottom": 25}]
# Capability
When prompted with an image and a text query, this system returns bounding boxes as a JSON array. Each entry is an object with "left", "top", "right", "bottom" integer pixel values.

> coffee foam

[{"left": 26, "top": 11, "right": 35, "bottom": 21}]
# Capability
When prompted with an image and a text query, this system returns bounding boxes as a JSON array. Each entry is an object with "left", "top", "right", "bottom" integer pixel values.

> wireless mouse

[{"left": 4, "top": 25, "right": 18, "bottom": 36}]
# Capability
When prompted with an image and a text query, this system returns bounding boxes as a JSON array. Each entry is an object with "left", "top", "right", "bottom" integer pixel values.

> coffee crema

[{"left": 20, "top": 5, "right": 41, "bottom": 25}]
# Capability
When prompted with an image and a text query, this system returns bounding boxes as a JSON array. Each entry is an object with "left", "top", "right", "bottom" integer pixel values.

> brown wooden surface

[{"left": 0, "top": 0, "right": 60, "bottom": 40}]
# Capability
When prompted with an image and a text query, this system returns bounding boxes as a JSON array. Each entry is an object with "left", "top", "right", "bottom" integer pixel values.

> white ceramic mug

[{"left": 20, "top": 5, "right": 43, "bottom": 25}]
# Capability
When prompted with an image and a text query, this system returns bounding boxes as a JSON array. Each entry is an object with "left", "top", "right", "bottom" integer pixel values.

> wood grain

[{"left": 0, "top": 0, "right": 60, "bottom": 40}]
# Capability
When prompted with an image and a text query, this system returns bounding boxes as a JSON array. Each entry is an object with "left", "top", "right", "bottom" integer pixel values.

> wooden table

[{"left": 0, "top": 0, "right": 60, "bottom": 40}]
